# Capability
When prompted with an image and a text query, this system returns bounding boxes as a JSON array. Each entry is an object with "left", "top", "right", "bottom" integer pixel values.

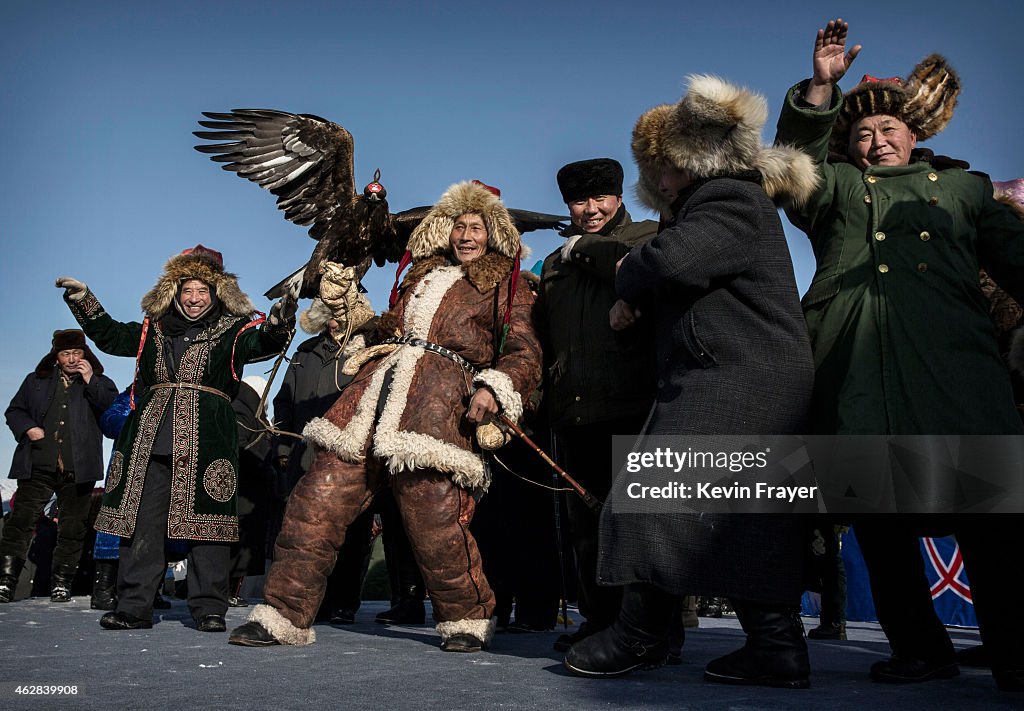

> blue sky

[{"left": 2, "top": 0, "right": 1022, "bottom": 496}]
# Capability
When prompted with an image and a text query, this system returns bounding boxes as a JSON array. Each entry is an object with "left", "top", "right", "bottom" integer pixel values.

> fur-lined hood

[
  {"left": 632, "top": 74, "right": 820, "bottom": 216},
  {"left": 406, "top": 181, "right": 521, "bottom": 261},
  {"left": 140, "top": 249, "right": 255, "bottom": 319}
]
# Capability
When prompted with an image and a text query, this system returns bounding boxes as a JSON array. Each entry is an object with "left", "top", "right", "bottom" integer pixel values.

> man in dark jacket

[
  {"left": 775, "top": 19, "right": 1024, "bottom": 693},
  {"left": 535, "top": 158, "right": 658, "bottom": 651},
  {"left": 1, "top": 329, "right": 118, "bottom": 603},
  {"left": 564, "top": 72, "right": 819, "bottom": 686}
]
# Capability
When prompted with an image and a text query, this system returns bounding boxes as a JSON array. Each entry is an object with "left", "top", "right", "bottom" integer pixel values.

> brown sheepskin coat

[{"left": 303, "top": 253, "right": 542, "bottom": 491}]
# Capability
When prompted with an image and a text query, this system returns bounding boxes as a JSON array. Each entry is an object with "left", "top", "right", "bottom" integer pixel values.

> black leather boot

[
  {"left": 704, "top": 598, "right": 810, "bottom": 689},
  {"left": 0, "top": 555, "right": 25, "bottom": 603},
  {"left": 50, "top": 564, "right": 78, "bottom": 603},
  {"left": 90, "top": 560, "right": 118, "bottom": 610},
  {"left": 563, "top": 583, "right": 673, "bottom": 678},
  {"left": 375, "top": 584, "right": 426, "bottom": 624}
]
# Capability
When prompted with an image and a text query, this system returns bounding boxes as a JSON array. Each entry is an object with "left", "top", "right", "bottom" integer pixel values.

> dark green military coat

[
  {"left": 776, "top": 81, "right": 1024, "bottom": 435},
  {"left": 67, "top": 290, "right": 290, "bottom": 541}
]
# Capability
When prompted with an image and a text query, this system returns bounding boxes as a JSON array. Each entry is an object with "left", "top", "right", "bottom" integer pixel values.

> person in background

[
  {"left": 534, "top": 158, "right": 658, "bottom": 652},
  {"left": 1, "top": 329, "right": 117, "bottom": 604}
]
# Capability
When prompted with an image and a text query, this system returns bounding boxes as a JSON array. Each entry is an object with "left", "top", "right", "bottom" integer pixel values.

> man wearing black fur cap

[
  {"left": 2, "top": 329, "right": 118, "bottom": 603},
  {"left": 55, "top": 245, "right": 295, "bottom": 633},
  {"left": 535, "top": 158, "right": 658, "bottom": 651}
]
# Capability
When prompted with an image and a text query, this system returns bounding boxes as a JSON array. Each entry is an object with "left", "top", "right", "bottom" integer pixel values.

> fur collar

[
  {"left": 376, "top": 253, "right": 514, "bottom": 341},
  {"left": 400, "top": 253, "right": 513, "bottom": 295}
]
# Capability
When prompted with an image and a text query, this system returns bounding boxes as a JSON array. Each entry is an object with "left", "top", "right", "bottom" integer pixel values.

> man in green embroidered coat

[
  {"left": 56, "top": 245, "right": 295, "bottom": 633},
  {"left": 775, "top": 19, "right": 1024, "bottom": 692}
]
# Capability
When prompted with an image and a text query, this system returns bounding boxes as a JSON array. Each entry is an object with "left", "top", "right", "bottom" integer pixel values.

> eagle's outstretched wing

[{"left": 194, "top": 108, "right": 355, "bottom": 241}]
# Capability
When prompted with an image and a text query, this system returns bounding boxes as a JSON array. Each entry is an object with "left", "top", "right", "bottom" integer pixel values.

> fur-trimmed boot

[
  {"left": 563, "top": 583, "right": 673, "bottom": 678},
  {"left": 228, "top": 604, "right": 316, "bottom": 647},
  {"left": 704, "top": 598, "right": 810, "bottom": 689},
  {"left": 50, "top": 564, "right": 78, "bottom": 603},
  {"left": 0, "top": 555, "right": 25, "bottom": 603},
  {"left": 90, "top": 560, "right": 118, "bottom": 610},
  {"left": 436, "top": 617, "right": 497, "bottom": 653}
]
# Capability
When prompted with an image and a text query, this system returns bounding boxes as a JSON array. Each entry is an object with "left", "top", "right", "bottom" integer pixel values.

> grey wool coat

[{"left": 597, "top": 176, "right": 815, "bottom": 603}]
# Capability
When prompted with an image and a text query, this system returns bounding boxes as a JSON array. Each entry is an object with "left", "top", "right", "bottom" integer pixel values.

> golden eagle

[{"left": 194, "top": 109, "right": 566, "bottom": 298}]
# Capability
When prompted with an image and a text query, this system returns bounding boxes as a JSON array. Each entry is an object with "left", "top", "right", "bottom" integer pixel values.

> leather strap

[{"left": 380, "top": 336, "right": 478, "bottom": 375}]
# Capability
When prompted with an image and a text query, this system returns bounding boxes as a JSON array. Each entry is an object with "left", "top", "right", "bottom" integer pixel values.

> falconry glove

[{"left": 55, "top": 277, "right": 88, "bottom": 302}]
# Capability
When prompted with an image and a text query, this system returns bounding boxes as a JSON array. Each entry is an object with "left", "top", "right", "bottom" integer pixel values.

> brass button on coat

[
  {"left": 918, "top": 263, "right": 928, "bottom": 272},
  {"left": 864, "top": 195, "right": 872, "bottom": 204},
  {"left": 878, "top": 264, "right": 889, "bottom": 273},
  {"left": 867, "top": 176, "right": 878, "bottom": 184},
  {"left": 928, "top": 172, "right": 938, "bottom": 182},
  {"left": 874, "top": 231, "right": 886, "bottom": 241},
  {"left": 920, "top": 231, "right": 931, "bottom": 241},
  {"left": 928, "top": 196, "right": 939, "bottom": 206}
]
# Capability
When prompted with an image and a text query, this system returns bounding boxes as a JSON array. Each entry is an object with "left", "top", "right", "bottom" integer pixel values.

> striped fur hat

[{"left": 832, "top": 54, "right": 960, "bottom": 155}]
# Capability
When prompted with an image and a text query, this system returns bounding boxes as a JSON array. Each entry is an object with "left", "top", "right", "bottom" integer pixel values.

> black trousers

[
  {"left": 557, "top": 416, "right": 647, "bottom": 630},
  {"left": 804, "top": 517, "right": 846, "bottom": 626},
  {"left": 855, "top": 515, "right": 1024, "bottom": 673},
  {"left": 117, "top": 456, "right": 229, "bottom": 621},
  {"left": 0, "top": 468, "right": 94, "bottom": 570}
]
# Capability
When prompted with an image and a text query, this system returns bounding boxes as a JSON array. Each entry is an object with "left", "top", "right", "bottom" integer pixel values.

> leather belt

[
  {"left": 149, "top": 382, "right": 232, "bottom": 403},
  {"left": 381, "top": 336, "right": 479, "bottom": 375}
]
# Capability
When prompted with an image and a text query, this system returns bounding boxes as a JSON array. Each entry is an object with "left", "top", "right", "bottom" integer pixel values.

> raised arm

[{"left": 804, "top": 18, "right": 862, "bottom": 106}]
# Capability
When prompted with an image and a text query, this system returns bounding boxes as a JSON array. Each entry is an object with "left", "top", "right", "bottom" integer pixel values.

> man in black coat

[
  {"left": 564, "top": 74, "right": 819, "bottom": 687},
  {"left": 1, "top": 329, "right": 118, "bottom": 603},
  {"left": 535, "top": 158, "right": 658, "bottom": 651}
]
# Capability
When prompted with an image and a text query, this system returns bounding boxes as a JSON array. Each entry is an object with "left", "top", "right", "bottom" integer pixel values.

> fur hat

[
  {"left": 831, "top": 54, "right": 960, "bottom": 156},
  {"left": 556, "top": 158, "right": 624, "bottom": 203},
  {"left": 34, "top": 329, "right": 104, "bottom": 378},
  {"left": 140, "top": 244, "right": 255, "bottom": 319},
  {"left": 631, "top": 74, "right": 820, "bottom": 215},
  {"left": 405, "top": 181, "right": 521, "bottom": 261},
  {"left": 299, "top": 294, "right": 375, "bottom": 335}
]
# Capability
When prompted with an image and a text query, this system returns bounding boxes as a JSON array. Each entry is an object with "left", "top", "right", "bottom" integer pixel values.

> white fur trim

[
  {"left": 301, "top": 353, "right": 393, "bottom": 463},
  {"left": 474, "top": 369, "right": 523, "bottom": 423},
  {"left": 249, "top": 603, "right": 316, "bottom": 646},
  {"left": 403, "top": 266, "right": 463, "bottom": 336},
  {"left": 372, "top": 266, "right": 490, "bottom": 490},
  {"left": 306, "top": 265, "right": 494, "bottom": 490},
  {"left": 436, "top": 617, "right": 497, "bottom": 645}
]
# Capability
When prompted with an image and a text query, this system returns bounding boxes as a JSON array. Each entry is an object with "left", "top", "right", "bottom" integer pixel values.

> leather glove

[
  {"left": 269, "top": 295, "right": 298, "bottom": 326},
  {"left": 319, "top": 262, "right": 358, "bottom": 316},
  {"left": 55, "top": 277, "right": 88, "bottom": 302},
  {"left": 559, "top": 235, "right": 582, "bottom": 263}
]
